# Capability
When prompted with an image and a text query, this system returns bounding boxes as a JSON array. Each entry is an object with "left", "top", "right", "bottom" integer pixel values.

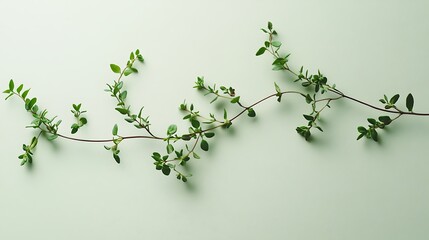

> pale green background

[{"left": 1, "top": 0, "right": 429, "bottom": 239}]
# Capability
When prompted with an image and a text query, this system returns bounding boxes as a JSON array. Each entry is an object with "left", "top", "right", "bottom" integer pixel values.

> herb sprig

[{"left": 4, "top": 22, "right": 429, "bottom": 182}]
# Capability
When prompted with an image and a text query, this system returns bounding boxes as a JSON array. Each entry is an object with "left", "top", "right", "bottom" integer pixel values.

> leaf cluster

[{"left": 70, "top": 103, "right": 88, "bottom": 134}]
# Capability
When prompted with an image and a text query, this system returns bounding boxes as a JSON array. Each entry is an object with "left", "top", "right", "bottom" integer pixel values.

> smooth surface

[{"left": 1, "top": 0, "right": 429, "bottom": 239}]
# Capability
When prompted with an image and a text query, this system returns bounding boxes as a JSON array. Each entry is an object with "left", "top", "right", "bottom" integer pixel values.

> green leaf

[
  {"left": 230, "top": 96, "right": 240, "bottom": 104},
  {"left": 119, "top": 91, "right": 128, "bottom": 101},
  {"left": 200, "top": 139, "right": 209, "bottom": 151},
  {"left": 223, "top": 109, "right": 228, "bottom": 119},
  {"left": 390, "top": 94, "right": 400, "bottom": 104},
  {"left": 193, "top": 152, "right": 200, "bottom": 159},
  {"left": 357, "top": 126, "right": 367, "bottom": 134},
  {"left": 274, "top": 82, "right": 281, "bottom": 94},
  {"left": 204, "top": 132, "right": 215, "bottom": 138},
  {"left": 303, "top": 114, "right": 314, "bottom": 121},
  {"left": 9, "top": 79, "right": 14, "bottom": 91},
  {"left": 167, "top": 124, "right": 177, "bottom": 136},
  {"left": 406, "top": 93, "right": 414, "bottom": 112},
  {"left": 255, "top": 47, "right": 266, "bottom": 56},
  {"left": 271, "top": 41, "right": 281, "bottom": 48},
  {"left": 21, "top": 89, "right": 30, "bottom": 99},
  {"left": 162, "top": 165, "right": 171, "bottom": 176},
  {"left": 27, "top": 98, "right": 37, "bottom": 111},
  {"left": 268, "top": 21, "right": 273, "bottom": 30},
  {"left": 264, "top": 41, "right": 270, "bottom": 48},
  {"left": 305, "top": 94, "right": 313, "bottom": 104},
  {"left": 16, "top": 84, "right": 23, "bottom": 94},
  {"left": 113, "top": 154, "right": 120, "bottom": 164},
  {"left": 166, "top": 144, "right": 174, "bottom": 154},
  {"left": 112, "top": 124, "right": 118, "bottom": 136},
  {"left": 110, "top": 64, "right": 121, "bottom": 74},
  {"left": 30, "top": 137, "right": 38, "bottom": 149},
  {"left": 247, "top": 108, "right": 256, "bottom": 117},
  {"left": 191, "top": 119, "right": 200, "bottom": 128},
  {"left": 71, "top": 127, "right": 79, "bottom": 134},
  {"left": 357, "top": 133, "right": 365, "bottom": 140},
  {"left": 367, "top": 118, "right": 377, "bottom": 125},
  {"left": 181, "top": 134, "right": 192, "bottom": 141},
  {"left": 272, "top": 65, "right": 284, "bottom": 71},
  {"left": 123, "top": 68, "right": 133, "bottom": 76},
  {"left": 47, "top": 134, "right": 58, "bottom": 141},
  {"left": 115, "top": 108, "right": 129, "bottom": 115},
  {"left": 370, "top": 128, "right": 378, "bottom": 142},
  {"left": 137, "top": 54, "right": 144, "bottom": 63},
  {"left": 80, "top": 117, "right": 88, "bottom": 125},
  {"left": 378, "top": 116, "right": 392, "bottom": 125}
]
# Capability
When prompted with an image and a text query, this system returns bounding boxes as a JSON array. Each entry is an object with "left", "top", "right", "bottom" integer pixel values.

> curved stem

[{"left": 56, "top": 133, "right": 162, "bottom": 143}]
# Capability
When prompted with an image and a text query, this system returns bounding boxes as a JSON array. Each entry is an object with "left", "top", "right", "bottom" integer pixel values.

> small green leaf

[
  {"left": 80, "top": 117, "right": 88, "bottom": 125},
  {"left": 119, "top": 91, "right": 127, "bottom": 101},
  {"left": 21, "top": 89, "right": 30, "bottom": 99},
  {"left": 223, "top": 109, "right": 228, "bottom": 119},
  {"left": 16, "top": 84, "right": 23, "bottom": 94},
  {"left": 9, "top": 79, "right": 14, "bottom": 91},
  {"left": 272, "top": 65, "right": 284, "bottom": 71},
  {"left": 367, "top": 118, "right": 377, "bottom": 125},
  {"left": 264, "top": 41, "right": 270, "bottom": 48},
  {"left": 268, "top": 21, "right": 273, "bottom": 30},
  {"left": 113, "top": 154, "right": 120, "bottom": 164},
  {"left": 115, "top": 108, "right": 129, "bottom": 115},
  {"left": 193, "top": 152, "right": 200, "bottom": 159},
  {"left": 204, "top": 132, "right": 215, "bottom": 138},
  {"left": 27, "top": 98, "right": 37, "bottom": 111},
  {"left": 137, "top": 54, "right": 144, "bottom": 63},
  {"left": 305, "top": 94, "right": 313, "bottom": 104},
  {"left": 162, "top": 165, "right": 171, "bottom": 176},
  {"left": 271, "top": 41, "right": 281, "bottom": 48},
  {"left": 110, "top": 64, "right": 121, "bottom": 74},
  {"left": 200, "top": 139, "right": 209, "bottom": 151},
  {"left": 191, "top": 119, "right": 200, "bottom": 128},
  {"left": 247, "top": 108, "right": 256, "bottom": 117},
  {"left": 303, "top": 114, "right": 314, "bottom": 121},
  {"left": 406, "top": 93, "right": 414, "bottom": 112},
  {"left": 123, "top": 68, "right": 133, "bottom": 76},
  {"left": 370, "top": 128, "right": 378, "bottom": 142},
  {"left": 357, "top": 126, "right": 367, "bottom": 134},
  {"left": 166, "top": 144, "right": 174, "bottom": 154},
  {"left": 390, "top": 94, "right": 400, "bottom": 104},
  {"left": 167, "top": 124, "right": 177, "bottom": 136},
  {"left": 274, "top": 82, "right": 281, "bottom": 93},
  {"left": 47, "top": 134, "right": 58, "bottom": 141},
  {"left": 30, "top": 137, "right": 38, "bottom": 149},
  {"left": 112, "top": 124, "right": 118, "bottom": 136},
  {"left": 256, "top": 47, "right": 266, "bottom": 56},
  {"left": 231, "top": 96, "right": 240, "bottom": 103},
  {"left": 378, "top": 116, "right": 392, "bottom": 125},
  {"left": 71, "top": 127, "right": 78, "bottom": 134}
]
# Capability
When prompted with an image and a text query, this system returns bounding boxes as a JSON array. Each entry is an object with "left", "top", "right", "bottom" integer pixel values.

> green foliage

[
  {"left": 110, "top": 64, "right": 121, "bottom": 73},
  {"left": 70, "top": 103, "right": 88, "bottom": 134},
  {"left": 406, "top": 93, "right": 414, "bottom": 112},
  {"left": 3, "top": 23, "right": 426, "bottom": 182}
]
